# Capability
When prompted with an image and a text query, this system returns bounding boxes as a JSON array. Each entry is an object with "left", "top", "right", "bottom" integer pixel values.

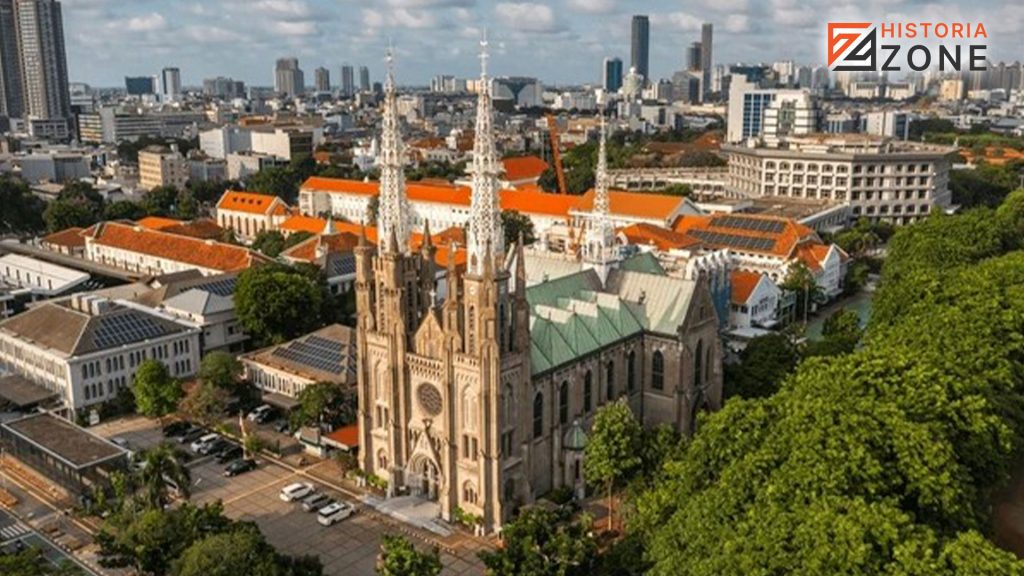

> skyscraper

[
  {"left": 13, "top": 0, "right": 70, "bottom": 121},
  {"left": 603, "top": 57, "right": 623, "bottom": 92},
  {"left": 0, "top": 0, "right": 23, "bottom": 117},
  {"left": 630, "top": 15, "right": 650, "bottom": 84},
  {"left": 125, "top": 76, "right": 156, "bottom": 96},
  {"left": 701, "top": 23, "right": 713, "bottom": 99},
  {"left": 314, "top": 66, "right": 330, "bottom": 92},
  {"left": 687, "top": 42, "right": 702, "bottom": 72},
  {"left": 161, "top": 67, "right": 181, "bottom": 102},
  {"left": 358, "top": 66, "right": 370, "bottom": 92},
  {"left": 340, "top": 64, "right": 354, "bottom": 96},
  {"left": 274, "top": 57, "right": 304, "bottom": 98}
]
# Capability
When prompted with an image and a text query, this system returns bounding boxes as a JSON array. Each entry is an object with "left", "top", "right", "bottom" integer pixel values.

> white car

[
  {"left": 317, "top": 502, "right": 354, "bottom": 526},
  {"left": 190, "top": 433, "right": 219, "bottom": 453},
  {"left": 280, "top": 482, "right": 314, "bottom": 502},
  {"left": 247, "top": 405, "right": 272, "bottom": 422}
]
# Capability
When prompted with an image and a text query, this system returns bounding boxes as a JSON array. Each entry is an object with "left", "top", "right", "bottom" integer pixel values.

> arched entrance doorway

[{"left": 407, "top": 455, "right": 441, "bottom": 501}]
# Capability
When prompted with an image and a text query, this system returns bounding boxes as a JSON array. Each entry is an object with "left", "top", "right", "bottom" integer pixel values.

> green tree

[
  {"left": 0, "top": 177, "right": 45, "bottom": 234},
  {"left": 198, "top": 351, "right": 243, "bottom": 391},
  {"left": 0, "top": 546, "right": 83, "bottom": 575},
  {"left": 171, "top": 526, "right": 279, "bottom": 576},
  {"left": 805, "top": 308, "right": 863, "bottom": 358},
  {"left": 179, "top": 382, "right": 229, "bottom": 427},
  {"left": 479, "top": 508, "right": 596, "bottom": 576},
  {"left": 104, "top": 200, "right": 146, "bottom": 221},
  {"left": 142, "top": 185, "right": 180, "bottom": 216},
  {"left": 176, "top": 188, "right": 198, "bottom": 219},
  {"left": 133, "top": 360, "right": 183, "bottom": 418},
  {"left": 780, "top": 261, "right": 822, "bottom": 324},
  {"left": 283, "top": 231, "right": 314, "bottom": 250},
  {"left": 247, "top": 167, "right": 300, "bottom": 202},
  {"left": 136, "top": 443, "right": 191, "bottom": 507},
  {"left": 292, "top": 382, "right": 357, "bottom": 429},
  {"left": 658, "top": 183, "right": 693, "bottom": 197},
  {"left": 501, "top": 210, "right": 536, "bottom": 247},
  {"left": 43, "top": 199, "right": 98, "bottom": 232},
  {"left": 252, "top": 230, "right": 287, "bottom": 257},
  {"left": 583, "top": 400, "right": 643, "bottom": 531},
  {"left": 376, "top": 534, "right": 442, "bottom": 576},
  {"left": 235, "top": 264, "right": 325, "bottom": 345},
  {"left": 724, "top": 332, "right": 799, "bottom": 399}
]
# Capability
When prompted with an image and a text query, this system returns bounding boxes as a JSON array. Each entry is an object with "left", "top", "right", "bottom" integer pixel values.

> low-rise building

[
  {"left": 0, "top": 254, "right": 91, "bottom": 317},
  {"left": 729, "top": 270, "right": 782, "bottom": 329},
  {"left": 241, "top": 324, "right": 356, "bottom": 404},
  {"left": 0, "top": 293, "right": 200, "bottom": 413},
  {"left": 138, "top": 145, "right": 188, "bottom": 191},
  {"left": 215, "top": 191, "right": 291, "bottom": 242}
]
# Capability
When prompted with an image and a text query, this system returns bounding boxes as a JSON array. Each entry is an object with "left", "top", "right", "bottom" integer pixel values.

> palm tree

[{"left": 136, "top": 443, "right": 191, "bottom": 508}]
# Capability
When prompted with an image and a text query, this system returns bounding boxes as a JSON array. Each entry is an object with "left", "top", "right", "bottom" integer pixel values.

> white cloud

[
  {"left": 725, "top": 14, "right": 750, "bottom": 33},
  {"left": 666, "top": 12, "right": 702, "bottom": 32},
  {"left": 361, "top": 7, "right": 440, "bottom": 29},
  {"left": 251, "top": 0, "right": 313, "bottom": 17},
  {"left": 495, "top": 2, "right": 563, "bottom": 33},
  {"left": 183, "top": 25, "right": 248, "bottom": 44},
  {"left": 385, "top": 0, "right": 474, "bottom": 7},
  {"left": 123, "top": 12, "right": 167, "bottom": 32},
  {"left": 567, "top": 0, "right": 616, "bottom": 14},
  {"left": 270, "top": 20, "right": 319, "bottom": 36}
]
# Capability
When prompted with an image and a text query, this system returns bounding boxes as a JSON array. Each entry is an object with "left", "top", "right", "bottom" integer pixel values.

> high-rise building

[
  {"left": 340, "top": 64, "right": 354, "bottom": 96},
  {"left": 202, "top": 76, "right": 245, "bottom": 99},
  {"left": 602, "top": 57, "right": 623, "bottom": 92},
  {"left": 314, "top": 66, "right": 330, "bottom": 92},
  {"left": 125, "top": 76, "right": 155, "bottom": 96},
  {"left": 687, "top": 42, "right": 702, "bottom": 72},
  {"left": 358, "top": 66, "right": 370, "bottom": 92},
  {"left": 700, "top": 22, "right": 713, "bottom": 99},
  {"left": 274, "top": 57, "right": 304, "bottom": 98},
  {"left": 0, "top": 0, "right": 23, "bottom": 117},
  {"left": 13, "top": 0, "right": 70, "bottom": 122},
  {"left": 161, "top": 67, "right": 181, "bottom": 102},
  {"left": 630, "top": 15, "right": 650, "bottom": 84}
]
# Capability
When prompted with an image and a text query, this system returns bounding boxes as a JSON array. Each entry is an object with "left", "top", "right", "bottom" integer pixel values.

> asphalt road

[{"left": 0, "top": 508, "right": 99, "bottom": 574}]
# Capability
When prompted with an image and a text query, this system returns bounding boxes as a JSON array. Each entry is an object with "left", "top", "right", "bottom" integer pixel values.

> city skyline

[{"left": 63, "top": 0, "right": 1024, "bottom": 88}]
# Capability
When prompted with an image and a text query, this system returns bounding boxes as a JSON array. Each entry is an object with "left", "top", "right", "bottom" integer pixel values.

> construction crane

[{"left": 545, "top": 113, "right": 568, "bottom": 195}]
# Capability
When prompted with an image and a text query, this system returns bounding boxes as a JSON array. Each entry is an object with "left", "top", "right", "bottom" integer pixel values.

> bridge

[{"left": 0, "top": 240, "right": 139, "bottom": 283}]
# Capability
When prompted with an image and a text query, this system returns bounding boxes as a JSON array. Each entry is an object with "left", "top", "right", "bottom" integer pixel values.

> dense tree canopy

[
  {"left": 234, "top": 264, "right": 326, "bottom": 346},
  {"left": 501, "top": 210, "right": 536, "bottom": 247},
  {"left": 0, "top": 177, "right": 45, "bottom": 234},
  {"left": 252, "top": 230, "right": 287, "bottom": 257},
  {"left": 133, "top": 360, "right": 183, "bottom": 418},
  {"left": 479, "top": 508, "right": 596, "bottom": 576},
  {"left": 198, "top": 351, "right": 243, "bottom": 392},
  {"left": 723, "top": 333, "right": 799, "bottom": 399},
  {"left": 376, "top": 534, "right": 442, "bottom": 576}
]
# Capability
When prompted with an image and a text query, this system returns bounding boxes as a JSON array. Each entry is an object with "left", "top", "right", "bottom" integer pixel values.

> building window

[
  {"left": 652, "top": 351, "right": 665, "bottom": 391},
  {"left": 627, "top": 351, "right": 636, "bottom": 392},
  {"left": 694, "top": 340, "right": 704, "bottom": 387},
  {"left": 583, "top": 371, "right": 592, "bottom": 413},
  {"left": 533, "top": 393, "right": 543, "bottom": 439},
  {"left": 463, "top": 482, "right": 477, "bottom": 505},
  {"left": 606, "top": 361, "right": 615, "bottom": 401},
  {"left": 559, "top": 381, "right": 569, "bottom": 425}
]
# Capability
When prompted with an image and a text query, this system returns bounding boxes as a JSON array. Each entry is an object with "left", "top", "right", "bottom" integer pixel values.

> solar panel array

[
  {"left": 195, "top": 277, "right": 238, "bottom": 297},
  {"left": 690, "top": 229, "right": 776, "bottom": 253},
  {"left": 327, "top": 255, "right": 356, "bottom": 278},
  {"left": 93, "top": 312, "right": 171, "bottom": 349},
  {"left": 712, "top": 215, "right": 786, "bottom": 234},
  {"left": 271, "top": 334, "right": 351, "bottom": 376}
]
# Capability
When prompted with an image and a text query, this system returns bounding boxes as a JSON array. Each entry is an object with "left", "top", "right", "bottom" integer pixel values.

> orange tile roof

[
  {"left": 282, "top": 231, "right": 362, "bottom": 262},
  {"left": 216, "top": 191, "right": 284, "bottom": 216},
  {"left": 575, "top": 189, "right": 686, "bottom": 221},
  {"left": 87, "top": 222, "right": 269, "bottom": 273},
  {"left": 731, "top": 270, "right": 764, "bottom": 305},
  {"left": 161, "top": 218, "right": 224, "bottom": 240},
  {"left": 326, "top": 424, "right": 359, "bottom": 448},
  {"left": 794, "top": 243, "right": 845, "bottom": 272},
  {"left": 501, "top": 190, "right": 576, "bottom": 218},
  {"left": 618, "top": 223, "right": 701, "bottom": 251},
  {"left": 280, "top": 215, "right": 328, "bottom": 235},
  {"left": 672, "top": 213, "right": 819, "bottom": 258},
  {"left": 502, "top": 156, "right": 549, "bottom": 183},
  {"left": 136, "top": 216, "right": 183, "bottom": 230},
  {"left": 41, "top": 227, "right": 86, "bottom": 249}
]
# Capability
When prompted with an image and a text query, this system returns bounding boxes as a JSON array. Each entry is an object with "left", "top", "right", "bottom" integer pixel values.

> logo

[{"left": 827, "top": 21, "right": 988, "bottom": 72}]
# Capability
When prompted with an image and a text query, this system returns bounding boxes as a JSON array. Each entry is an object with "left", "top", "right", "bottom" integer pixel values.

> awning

[
  {"left": 261, "top": 392, "right": 300, "bottom": 411},
  {"left": 0, "top": 375, "right": 58, "bottom": 408}
]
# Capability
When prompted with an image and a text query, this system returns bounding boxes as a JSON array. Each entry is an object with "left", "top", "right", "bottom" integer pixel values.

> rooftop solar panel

[
  {"left": 690, "top": 229, "right": 777, "bottom": 253},
  {"left": 712, "top": 215, "right": 786, "bottom": 234}
]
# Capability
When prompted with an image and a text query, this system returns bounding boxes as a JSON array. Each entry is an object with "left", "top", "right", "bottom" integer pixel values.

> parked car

[
  {"left": 301, "top": 493, "right": 332, "bottom": 512},
  {"left": 200, "top": 438, "right": 231, "bottom": 456},
  {"left": 178, "top": 427, "right": 206, "bottom": 445},
  {"left": 190, "top": 433, "right": 220, "bottom": 454},
  {"left": 214, "top": 444, "right": 242, "bottom": 463},
  {"left": 317, "top": 502, "right": 354, "bottom": 526},
  {"left": 162, "top": 421, "right": 192, "bottom": 437},
  {"left": 224, "top": 459, "right": 257, "bottom": 477},
  {"left": 280, "top": 482, "right": 314, "bottom": 502},
  {"left": 274, "top": 419, "right": 291, "bottom": 434},
  {"left": 246, "top": 405, "right": 273, "bottom": 422}
]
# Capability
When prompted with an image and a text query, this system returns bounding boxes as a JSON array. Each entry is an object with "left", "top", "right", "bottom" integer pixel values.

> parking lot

[{"left": 92, "top": 416, "right": 485, "bottom": 575}]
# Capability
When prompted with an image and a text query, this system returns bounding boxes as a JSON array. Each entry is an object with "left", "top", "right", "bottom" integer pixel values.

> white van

[
  {"left": 190, "top": 433, "right": 219, "bottom": 453},
  {"left": 280, "top": 482, "right": 314, "bottom": 502},
  {"left": 317, "top": 502, "right": 354, "bottom": 526}
]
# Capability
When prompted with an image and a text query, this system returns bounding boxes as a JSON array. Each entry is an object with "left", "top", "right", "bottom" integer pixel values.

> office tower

[
  {"left": 687, "top": 42, "right": 702, "bottom": 72},
  {"left": 630, "top": 15, "right": 649, "bottom": 83},
  {"left": 603, "top": 57, "right": 623, "bottom": 92},
  {"left": 0, "top": 0, "right": 22, "bottom": 117},
  {"left": 358, "top": 66, "right": 370, "bottom": 92},
  {"left": 14, "top": 0, "right": 71, "bottom": 121},
  {"left": 340, "top": 64, "right": 354, "bottom": 96},
  {"left": 274, "top": 57, "right": 304, "bottom": 98},
  {"left": 314, "top": 66, "right": 330, "bottom": 92},
  {"left": 125, "top": 76, "right": 155, "bottom": 96},
  {"left": 701, "top": 22, "right": 713, "bottom": 99},
  {"left": 161, "top": 67, "right": 181, "bottom": 102}
]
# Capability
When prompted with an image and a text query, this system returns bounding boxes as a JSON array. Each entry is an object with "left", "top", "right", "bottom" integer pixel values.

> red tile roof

[
  {"left": 575, "top": 189, "right": 686, "bottom": 222},
  {"left": 618, "top": 223, "right": 701, "bottom": 251},
  {"left": 501, "top": 190, "right": 576, "bottom": 218},
  {"left": 673, "top": 214, "right": 819, "bottom": 258},
  {"left": 41, "top": 227, "right": 86, "bottom": 249},
  {"left": 86, "top": 222, "right": 269, "bottom": 273},
  {"left": 217, "top": 191, "right": 284, "bottom": 216},
  {"left": 280, "top": 215, "right": 328, "bottom": 235},
  {"left": 325, "top": 424, "right": 359, "bottom": 448},
  {"left": 281, "top": 231, "right": 361, "bottom": 262},
  {"left": 136, "top": 216, "right": 183, "bottom": 230},
  {"left": 161, "top": 218, "right": 225, "bottom": 240},
  {"left": 731, "top": 270, "right": 765, "bottom": 305},
  {"left": 502, "top": 156, "right": 549, "bottom": 183}
]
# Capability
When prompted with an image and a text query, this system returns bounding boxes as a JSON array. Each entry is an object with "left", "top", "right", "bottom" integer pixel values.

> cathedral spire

[
  {"left": 377, "top": 46, "right": 410, "bottom": 254},
  {"left": 467, "top": 32, "right": 504, "bottom": 276},
  {"left": 583, "top": 110, "right": 619, "bottom": 284}
]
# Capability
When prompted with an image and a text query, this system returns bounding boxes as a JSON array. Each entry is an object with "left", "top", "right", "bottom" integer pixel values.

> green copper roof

[{"left": 619, "top": 252, "right": 666, "bottom": 275}]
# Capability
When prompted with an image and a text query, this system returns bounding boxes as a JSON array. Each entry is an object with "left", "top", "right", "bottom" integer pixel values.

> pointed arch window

[
  {"left": 559, "top": 380, "right": 569, "bottom": 425},
  {"left": 694, "top": 340, "right": 704, "bottom": 387},
  {"left": 533, "top": 393, "right": 543, "bottom": 439},
  {"left": 583, "top": 371, "right": 592, "bottom": 413},
  {"left": 627, "top": 351, "right": 636, "bottom": 392},
  {"left": 606, "top": 361, "right": 615, "bottom": 401},
  {"left": 652, "top": 350, "right": 665, "bottom": 391}
]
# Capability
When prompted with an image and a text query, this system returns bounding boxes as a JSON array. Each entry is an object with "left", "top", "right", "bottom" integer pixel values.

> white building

[
  {"left": 215, "top": 190, "right": 291, "bottom": 241},
  {"left": 730, "top": 270, "right": 782, "bottom": 329},
  {"left": 761, "top": 91, "right": 820, "bottom": 144},
  {"left": 0, "top": 254, "right": 90, "bottom": 313},
  {"left": 241, "top": 324, "right": 355, "bottom": 401},
  {"left": 199, "top": 126, "right": 252, "bottom": 160},
  {"left": 226, "top": 152, "right": 287, "bottom": 181},
  {"left": 0, "top": 294, "right": 200, "bottom": 413},
  {"left": 727, "top": 75, "right": 810, "bottom": 143},
  {"left": 154, "top": 274, "right": 247, "bottom": 354}
]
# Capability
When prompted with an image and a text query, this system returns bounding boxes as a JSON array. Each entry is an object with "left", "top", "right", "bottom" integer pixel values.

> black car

[
  {"left": 200, "top": 438, "right": 231, "bottom": 456},
  {"left": 178, "top": 427, "right": 206, "bottom": 445},
  {"left": 162, "top": 421, "right": 192, "bottom": 437},
  {"left": 224, "top": 459, "right": 257, "bottom": 477},
  {"left": 215, "top": 445, "right": 243, "bottom": 463}
]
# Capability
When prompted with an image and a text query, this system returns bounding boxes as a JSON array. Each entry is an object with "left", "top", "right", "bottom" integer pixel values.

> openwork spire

[
  {"left": 377, "top": 46, "right": 410, "bottom": 254},
  {"left": 584, "top": 111, "right": 619, "bottom": 284},
  {"left": 467, "top": 32, "right": 504, "bottom": 275}
]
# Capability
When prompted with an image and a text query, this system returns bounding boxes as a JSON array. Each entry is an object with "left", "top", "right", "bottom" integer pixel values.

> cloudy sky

[{"left": 64, "top": 0, "right": 1024, "bottom": 88}]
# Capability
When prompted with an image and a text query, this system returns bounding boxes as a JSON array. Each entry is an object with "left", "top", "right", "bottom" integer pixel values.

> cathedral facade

[{"left": 356, "top": 47, "right": 723, "bottom": 534}]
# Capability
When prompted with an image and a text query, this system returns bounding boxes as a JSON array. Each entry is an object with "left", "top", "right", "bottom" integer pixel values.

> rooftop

[
  {"left": 241, "top": 324, "right": 356, "bottom": 384},
  {"left": 3, "top": 412, "right": 127, "bottom": 469},
  {"left": 85, "top": 222, "right": 269, "bottom": 273},
  {"left": 216, "top": 191, "right": 287, "bottom": 216}
]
